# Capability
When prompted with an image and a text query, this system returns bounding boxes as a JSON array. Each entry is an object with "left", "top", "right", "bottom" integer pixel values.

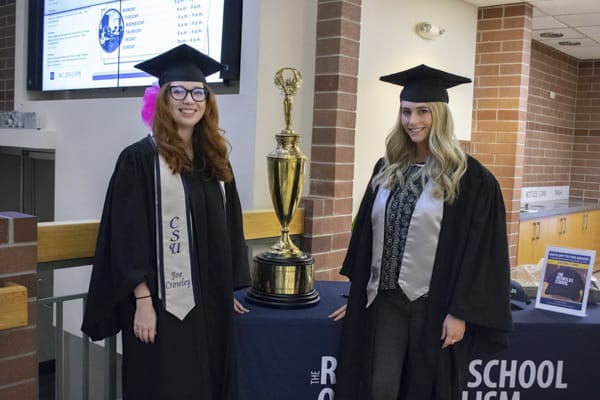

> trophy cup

[{"left": 246, "top": 67, "right": 320, "bottom": 307}]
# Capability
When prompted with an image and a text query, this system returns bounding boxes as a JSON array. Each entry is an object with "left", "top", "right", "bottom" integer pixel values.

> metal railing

[
  {"left": 37, "top": 211, "right": 303, "bottom": 400},
  {"left": 38, "top": 256, "right": 118, "bottom": 400}
]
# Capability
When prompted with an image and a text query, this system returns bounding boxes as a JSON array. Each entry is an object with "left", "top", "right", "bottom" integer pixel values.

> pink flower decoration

[{"left": 141, "top": 82, "right": 160, "bottom": 128}]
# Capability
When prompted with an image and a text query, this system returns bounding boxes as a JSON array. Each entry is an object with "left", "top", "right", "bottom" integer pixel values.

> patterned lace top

[{"left": 379, "top": 163, "right": 424, "bottom": 291}]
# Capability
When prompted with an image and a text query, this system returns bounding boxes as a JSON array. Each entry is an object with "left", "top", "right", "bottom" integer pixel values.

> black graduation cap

[
  {"left": 510, "top": 280, "right": 531, "bottom": 310},
  {"left": 379, "top": 64, "right": 471, "bottom": 103},
  {"left": 134, "top": 44, "right": 225, "bottom": 86}
]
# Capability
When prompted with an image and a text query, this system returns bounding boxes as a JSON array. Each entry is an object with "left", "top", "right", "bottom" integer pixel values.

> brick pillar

[
  {"left": 0, "top": 0, "right": 15, "bottom": 111},
  {"left": 572, "top": 61, "right": 600, "bottom": 202},
  {"left": 0, "top": 212, "right": 37, "bottom": 400},
  {"left": 471, "top": 3, "right": 532, "bottom": 267},
  {"left": 302, "top": 0, "right": 361, "bottom": 280}
]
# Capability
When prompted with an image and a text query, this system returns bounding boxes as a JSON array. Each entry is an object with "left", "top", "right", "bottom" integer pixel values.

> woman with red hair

[{"left": 82, "top": 44, "right": 250, "bottom": 400}]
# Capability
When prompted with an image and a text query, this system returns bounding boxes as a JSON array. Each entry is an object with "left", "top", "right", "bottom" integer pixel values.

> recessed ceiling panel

[
  {"left": 577, "top": 26, "right": 600, "bottom": 40},
  {"left": 530, "top": 0, "right": 600, "bottom": 16},
  {"left": 536, "top": 37, "right": 597, "bottom": 47},
  {"left": 462, "top": 0, "right": 600, "bottom": 60},
  {"left": 551, "top": 45, "right": 600, "bottom": 59},
  {"left": 462, "top": 0, "right": 522, "bottom": 6},
  {"left": 555, "top": 13, "right": 600, "bottom": 28},
  {"left": 533, "top": 16, "right": 567, "bottom": 30}
]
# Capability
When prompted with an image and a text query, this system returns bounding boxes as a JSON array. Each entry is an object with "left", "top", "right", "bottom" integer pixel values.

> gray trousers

[{"left": 370, "top": 289, "right": 429, "bottom": 400}]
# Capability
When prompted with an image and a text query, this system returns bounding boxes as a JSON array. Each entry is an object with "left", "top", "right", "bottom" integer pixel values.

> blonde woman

[{"left": 330, "top": 65, "right": 512, "bottom": 400}]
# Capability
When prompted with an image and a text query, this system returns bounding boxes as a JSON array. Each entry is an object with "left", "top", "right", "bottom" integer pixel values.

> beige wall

[
  {"left": 353, "top": 0, "right": 478, "bottom": 212},
  {"left": 9, "top": 0, "right": 318, "bottom": 336},
  {"left": 252, "top": 0, "right": 317, "bottom": 209},
  {"left": 11, "top": 0, "right": 318, "bottom": 215},
  {"left": 11, "top": 0, "right": 481, "bottom": 218}
]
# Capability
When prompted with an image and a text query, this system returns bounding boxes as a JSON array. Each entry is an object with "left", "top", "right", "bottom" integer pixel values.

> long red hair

[{"left": 152, "top": 84, "right": 233, "bottom": 182}]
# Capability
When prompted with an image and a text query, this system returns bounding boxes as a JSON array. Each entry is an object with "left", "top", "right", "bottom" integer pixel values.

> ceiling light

[
  {"left": 539, "top": 32, "right": 563, "bottom": 38},
  {"left": 415, "top": 22, "right": 445, "bottom": 40},
  {"left": 558, "top": 41, "right": 581, "bottom": 46}
]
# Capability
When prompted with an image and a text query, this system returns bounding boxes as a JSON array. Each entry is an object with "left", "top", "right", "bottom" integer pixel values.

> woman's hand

[
  {"left": 440, "top": 313, "right": 465, "bottom": 348},
  {"left": 133, "top": 297, "right": 157, "bottom": 344},
  {"left": 234, "top": 298, "right": 249, "bottom": 314},
  {"left": 328, "top": 304, "right": 347, "bottom": 321}
]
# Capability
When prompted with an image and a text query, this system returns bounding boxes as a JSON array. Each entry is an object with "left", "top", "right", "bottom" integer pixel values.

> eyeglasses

[{"left": 168, "top": 85, "right": 207, "bottom": 102}]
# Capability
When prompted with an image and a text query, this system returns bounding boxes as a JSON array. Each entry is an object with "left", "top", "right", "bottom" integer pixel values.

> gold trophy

[{"left": 246, "top": 67, "right": 319, "bottom": 307}]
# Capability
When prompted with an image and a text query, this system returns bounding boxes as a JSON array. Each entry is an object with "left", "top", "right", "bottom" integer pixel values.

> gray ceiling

[{"left": 463, "top": 0, "right": 600, "bottom": 60}]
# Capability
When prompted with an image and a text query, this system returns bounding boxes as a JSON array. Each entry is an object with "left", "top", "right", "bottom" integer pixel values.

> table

[
  {"left": 466, "top": 301, "right": 600, "bottom": 399},
  {"left": 235, "top": 281, "right": 600, "bottom": 400},
  {"left": 235, "top": 281, "right": 346, "bottom": 400}
]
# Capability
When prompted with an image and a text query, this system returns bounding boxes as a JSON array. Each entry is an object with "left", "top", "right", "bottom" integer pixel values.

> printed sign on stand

[{"left": 535, "top": 246, "right": 596, "bottom": 317}]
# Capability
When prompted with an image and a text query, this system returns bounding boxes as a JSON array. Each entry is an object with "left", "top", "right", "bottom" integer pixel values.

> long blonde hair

[{"left": 372, "top": 102, "right": 467, "bottom": 203}]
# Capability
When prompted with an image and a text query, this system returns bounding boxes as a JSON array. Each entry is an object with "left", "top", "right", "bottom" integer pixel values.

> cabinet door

[
  {"left": 586, "top": 211, "right": 600, "bottom": 271},
  {"left": 566, "top": 212, "right": 592, "bottom": 250},
  {"left": 557, "top": 213, "right": 578, "bottom": 248},
  {"left": 517, "top": 216, "right": 566, "bottom": 265},
  {"left": 518, "top": 212, "right": 600, "bottom": 269},
  {"left": 517, "top": 221, "right": 539, "bottom": 265},
  {"left": 539, "top": 215, "right": 566, "bottom": 249},
  {"left": 517, "top": 218, "right": 554, "bottom": 265}
]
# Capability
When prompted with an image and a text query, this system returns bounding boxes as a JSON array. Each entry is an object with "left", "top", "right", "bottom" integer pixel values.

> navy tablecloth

[
  {"left": 235, "top": 281, "right": 600, "bottom": 400},
  {"left": 235, "top": 281, "right": 346, "bottom": 400}
]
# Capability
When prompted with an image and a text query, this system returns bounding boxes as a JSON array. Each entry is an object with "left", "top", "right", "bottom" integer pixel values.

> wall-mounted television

[{"left": 27, "top": 0, "right": 242, "bottom": 92}]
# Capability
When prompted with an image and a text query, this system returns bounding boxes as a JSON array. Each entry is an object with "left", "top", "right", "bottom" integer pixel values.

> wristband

[{"left": 135, "top": 295, "right": 151, "bottom": 300}]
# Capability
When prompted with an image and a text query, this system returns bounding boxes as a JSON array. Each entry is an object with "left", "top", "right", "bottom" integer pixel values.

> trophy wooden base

[{"left": 246, "top": 252, "right": 320, "bottom": 308}]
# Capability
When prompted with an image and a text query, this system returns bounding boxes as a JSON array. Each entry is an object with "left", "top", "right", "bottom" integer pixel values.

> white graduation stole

[
  {"left": 366, "top": 178, "right": 444, "bottom": 306},
  {"left": 154, "top": 152, "right": 198, "bottom": 320},
  {"left": 397, "top": 178, "right": 444, "bottom": 301}
]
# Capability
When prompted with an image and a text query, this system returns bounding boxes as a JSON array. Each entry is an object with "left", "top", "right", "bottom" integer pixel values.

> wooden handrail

[
  {"left": 243, "top": 209, "right": 304, "bottom": 240},
  {"left": 38, "top": 220, "right": 99, "bottom": 263},
  {"left": 37, "top": 209, "right": 304, "bottom": 263},
  {"left": 0, "top": 283, "right": 28, "bottom": 330}
]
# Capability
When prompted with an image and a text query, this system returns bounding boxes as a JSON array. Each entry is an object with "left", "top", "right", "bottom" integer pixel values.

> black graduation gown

[
  {"left": 335, "top": 156, "right": 513, "bottom": 400},
  {"left": 81, "top": 136, "right": 251, "bottom": 400}
]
